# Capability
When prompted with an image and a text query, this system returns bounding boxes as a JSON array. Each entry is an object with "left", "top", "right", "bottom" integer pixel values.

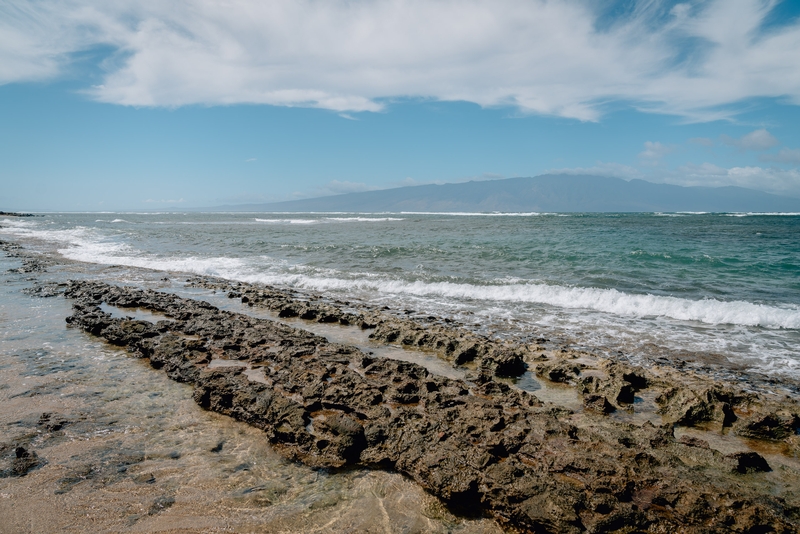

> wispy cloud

[
  {"left": 294, "top": 180, "right": 377, "bottom": 199},
  {"left": 638, "top": 141, "right": 675, "bottom": 164},
  {"left": 2, "top": 1, "right": 800, "bottom": 121},
  {"left": 548, "top": 160, "right": 800, "bottom": 198},
  {"left": 245, "top": 157, "right": 257, "bottom": 162},
  {"left": 720, "top": 129, "right": 779, "bottom": 151},
  {"left": 689, "top": 137, "right": 715, "bottom": 147},
  {"left": 549, "top": 162, "right": 644, "bottom": 180},
  {"left": 673, "top": 163, "right": 800, "bottom": 196},
  {"left": 760, "top": 147, "right": 800, "bottom": 165},
  {"left": 144, "top": 198, "right": 185, "bottom": 203}
]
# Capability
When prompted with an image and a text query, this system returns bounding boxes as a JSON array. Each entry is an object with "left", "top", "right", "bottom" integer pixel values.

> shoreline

[{"left": 2, "top": 238, "right": 800, "bottom": 532}]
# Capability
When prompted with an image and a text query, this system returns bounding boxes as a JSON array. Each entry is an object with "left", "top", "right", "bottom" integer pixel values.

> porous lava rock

[{"left": 63, "top": 280, "right": 800, "bottom": 533}]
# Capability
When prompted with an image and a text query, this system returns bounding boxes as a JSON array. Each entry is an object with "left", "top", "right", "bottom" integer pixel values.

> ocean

[{"left": 2, "top": 211, "right": 798, "bottom": 378}]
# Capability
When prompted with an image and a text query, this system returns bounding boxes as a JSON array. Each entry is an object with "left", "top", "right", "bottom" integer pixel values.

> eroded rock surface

[
  {"left": 188, "top": 277, "right": 529, "bottom": 379},
  {"left": 62, "top": 280, "right": 800, "bottom": 533}
]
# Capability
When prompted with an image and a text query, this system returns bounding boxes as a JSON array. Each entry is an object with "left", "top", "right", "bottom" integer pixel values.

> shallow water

[{"left": 0, "top": 256, "right": 501, "bottom": 533}]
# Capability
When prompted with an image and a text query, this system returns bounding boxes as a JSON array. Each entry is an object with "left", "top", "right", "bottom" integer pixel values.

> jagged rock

[
  {"left": 583, "top": 394, "right": 616, "bottom": 414},
  {"left": 734, "top": 412, "right": 799, "bottom": 441},
  {"left": 536, "top": 360, "right": 582, "bottom": 383},
  {"left": 656, "top": 386, "right": 739, "bottom": 427},
  {"left": 62, "top": 280, "right": 800, "bottom": 533},
  {"left": 578, "top": 363, "right": 647, "bottom": 410},
  {"left": 186, "top": 277, "right": 529, "bottom": 378},
  {"left": 0, "top": 446, "right": 44, "bottom": 478},
  {"left": 726, "top": 451, "right": 771, "bottom": 474},
  {"left": 22, "top": 281, "right": 67, "bottom": 297}
]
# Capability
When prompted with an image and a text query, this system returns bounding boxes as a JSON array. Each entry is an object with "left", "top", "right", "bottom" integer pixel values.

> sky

[{"left": 1, "top": 0, "right": 800, "bottom": 211}]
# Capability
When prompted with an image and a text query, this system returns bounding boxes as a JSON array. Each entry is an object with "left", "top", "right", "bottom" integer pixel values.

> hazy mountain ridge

[{"left": 211, "top": 175, "right": 800, "bottom": 213}]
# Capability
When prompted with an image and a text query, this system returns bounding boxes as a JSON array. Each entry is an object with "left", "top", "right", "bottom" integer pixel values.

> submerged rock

[{"left": 0, "top": 445, "right": 45, "bottom": 478}]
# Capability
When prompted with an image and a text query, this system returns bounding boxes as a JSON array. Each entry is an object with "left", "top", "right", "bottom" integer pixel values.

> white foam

[
  {"left": 253, "top": 217, "right": 403, "bottom": 224},
  {"left": 5, "top": 220, "right": 797, "bottom": 331},
  {"left": 324, "top": 217, "right": 404, "bottom": 222},
  {"left": 1, "top": 218, "right": 37, "bottom": 228},
  {"left": 254, "top": 218, "right": 319, "bottom": 224},
  {"left": 724, "top": 212, "right": 800, "bottom": 217},
  {"left": 399, "top": 211, "right": 548, "bottom": 216},
  {"left": 242, "top": 276, "right": 799, "bottom": 330}
]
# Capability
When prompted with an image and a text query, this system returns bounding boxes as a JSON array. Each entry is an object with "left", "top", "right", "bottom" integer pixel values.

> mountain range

[{"left": 208, "top": 175, "right": 800, "bottom": 213}]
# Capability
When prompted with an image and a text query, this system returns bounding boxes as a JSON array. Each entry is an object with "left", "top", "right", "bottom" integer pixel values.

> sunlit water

[{"left": 2, "top": 211, "right": 798, "bottom": 377}]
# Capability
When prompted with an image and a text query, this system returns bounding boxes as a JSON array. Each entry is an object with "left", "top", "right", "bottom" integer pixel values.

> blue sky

[{"left": 2, "top": 0, "right": 800, "bottom": 211}]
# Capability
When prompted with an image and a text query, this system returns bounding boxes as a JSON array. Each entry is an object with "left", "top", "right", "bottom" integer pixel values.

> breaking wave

[{"left": 5, "top": 221, "right": 796, "bottom": 330}]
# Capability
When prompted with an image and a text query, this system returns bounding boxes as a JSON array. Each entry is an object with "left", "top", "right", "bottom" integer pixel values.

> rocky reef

[
  {"left": 0, "top": 212, "right": 38, "bottom": 217},
  {"left": 62, "top": 280, "right": 800, "bottom": 533}
]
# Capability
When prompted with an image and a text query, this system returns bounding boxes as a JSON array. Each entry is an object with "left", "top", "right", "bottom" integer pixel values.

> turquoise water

[{"left": 2, "top": 212, "right": 799, "bottom": 375}]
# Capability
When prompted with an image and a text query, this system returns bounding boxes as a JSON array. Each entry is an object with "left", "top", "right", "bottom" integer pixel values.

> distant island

[{"left": 208, "top": 175, "right": 800, "bottom": 213}]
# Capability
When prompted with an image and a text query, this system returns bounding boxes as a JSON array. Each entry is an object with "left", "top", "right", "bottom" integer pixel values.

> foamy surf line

[
  {"left": 52, "top": 247, "right": 800, "bottom": 331},
  {"left": 245, "top": 276, "right": 800, "bottom": 330},
  {"left": 399, "top": 212, "right": 549, "bottom": 216},
  {"left": 254, "top": 217, "right": 404, "bottom": 224},
  {"left": 4, "top": 222, "right": 798, "bottom": 331}
]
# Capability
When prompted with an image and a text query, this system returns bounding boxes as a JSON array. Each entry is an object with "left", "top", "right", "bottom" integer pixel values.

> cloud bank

[{"left": 2, "top": 0, "right": 800, "bottom": 120}]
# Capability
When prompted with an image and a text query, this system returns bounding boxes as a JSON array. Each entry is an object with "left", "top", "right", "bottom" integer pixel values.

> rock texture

[
  {"left": 63, "top": 280, "right": 800, "bottom": 533},
  {"left": 190, "top": 276, "right": 529, "bottom": 378}
]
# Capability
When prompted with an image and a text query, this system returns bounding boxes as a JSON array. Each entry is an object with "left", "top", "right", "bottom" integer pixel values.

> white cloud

[
  {"left": 550, "top": 162, "right": 644, "bottom": 180},
  {"left": 392, "top": 177, "right": 427, "bottom": 188},
  {"left": 720, "top": 129, "right": 780, "bottom": 151},
  {"left": 639, "top": 141, "right": 674, "bottom": 163},
  {"left": 673, "top": 163, "right": 800, "bottom": 196},
  {"left": 760, "top": 147, "right": 800, "bottom": 165},
  {"left": 548, "top": 160, "right": 800, "bottom": 198},
  {"left": 2, "top": 1, "right": 800, "bottom": 120}
]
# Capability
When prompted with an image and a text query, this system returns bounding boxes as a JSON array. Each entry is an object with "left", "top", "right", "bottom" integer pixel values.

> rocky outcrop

[
  {"left": 187, "top": 277, "right": 529, "bottom": 378},
  {"left": 656, "top": 385, "right": 741, "bottom": 428},
  {"left": 0, "top": 445, "right": 44, "bottom": 478},
  {"left": 0, "top": 211, "right": 37, "bottom": 217},
  {"left": 62, "top": 280, "right": 800, "bottom": 533}
]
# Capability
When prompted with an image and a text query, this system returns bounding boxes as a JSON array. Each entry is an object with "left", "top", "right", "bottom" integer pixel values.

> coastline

[{"left": 1, "top": 238, "right": 799, "bottom": 532}]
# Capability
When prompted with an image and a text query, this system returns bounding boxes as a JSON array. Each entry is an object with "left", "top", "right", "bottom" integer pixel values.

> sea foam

[
  {"left": 238, "top": 275, "right": 800, "bottom": 330},
  {"left": 3, "top": 219, "right": 798, "bottom": 333}
]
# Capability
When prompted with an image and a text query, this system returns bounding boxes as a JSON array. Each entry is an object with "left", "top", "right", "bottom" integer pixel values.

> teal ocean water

[{"left": 2, "top": 212, "right": 799, "bottom": 376}]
